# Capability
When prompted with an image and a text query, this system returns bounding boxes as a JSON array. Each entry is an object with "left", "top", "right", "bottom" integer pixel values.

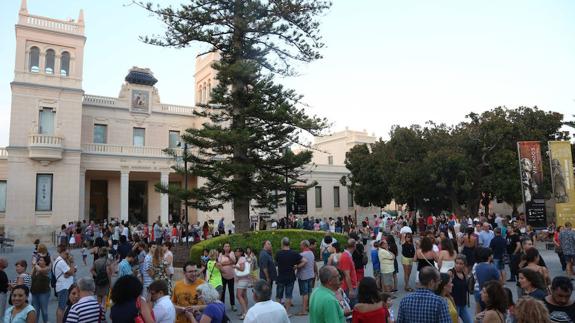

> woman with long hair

[
  {"left": 438, "top": 238, "right": 457, "bottom": 273},
  {"left": 450, "top": 255, "right": 472, "bottom": 323},
  {"left": 218, "top": 242, "right": 237, "bottom": 312},
  {"left": 110, "top": 275, "right": 154, "bottom": 323},
  {"left": 461, "top": 226, "right": 477, "bottom": 272},
  {"left": 475, "top": 280, "right": 507, "bottom": 323},
  {"left": 3, "top": 285, "right": 35, "bottom": 323},
  {"left": 523, "top": 248, "right": 550, "bottom": 286},
  {"left": 91, "top": 247, "right": 113, "bottom": 307},
  {"left": 553, "top": 225, "right": 566, "bottom": 271},
  {"left": 30, "top": 255, "right": 51, "bottom": 323},
  {"left": 386, "top": 234, "right": 399, "bottom": 292},
  {"left": 233, "top": 248, "right": 249, "bottom": 319},
  {"left": 152, "top": 241, "right": 171, "bottom": 294},
  {"left": 518, "top": 268, "right": 547, "bottom": 301},
  {"left": 327, "top": 242, "right": 342, "bottom": 267},
  {"left": 206, "top": 249, "right": 223, "bottom": 294},
  {"left": 514, "top": 296, "right": 551, "bottom": 323},
  {"left": 62, "top": 283, "right": 80, "bottom": 323},
  {"left": 415, "top": 237, "right": 437, "bottom": 284},
  {"left": 351, "top": 277, "right": 389, "bottom": 323},
  {"left": 435, "top": 273, "right": 458, "bottom": 323},
  {"left": 401, "top": 233, "right": 415, "bottom": 292}
]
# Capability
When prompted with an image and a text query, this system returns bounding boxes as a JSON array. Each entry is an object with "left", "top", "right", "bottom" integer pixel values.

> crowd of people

[{"left": 0, "top": 211, "right": 573, "bottom": 323}]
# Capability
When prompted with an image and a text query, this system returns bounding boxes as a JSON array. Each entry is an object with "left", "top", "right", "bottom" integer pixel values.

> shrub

[{"left": 189, "top": 229, "right": 348, "bottom": 265}]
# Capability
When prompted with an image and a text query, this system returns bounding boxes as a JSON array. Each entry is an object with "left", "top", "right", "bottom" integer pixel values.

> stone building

[{"left": 0, "top": 2, "right": 381, "bottom": 243}]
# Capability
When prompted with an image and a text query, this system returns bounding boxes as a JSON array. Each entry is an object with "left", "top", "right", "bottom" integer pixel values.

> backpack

[{"left": 94, "top": 261, "right": 109, "bottom": 286}]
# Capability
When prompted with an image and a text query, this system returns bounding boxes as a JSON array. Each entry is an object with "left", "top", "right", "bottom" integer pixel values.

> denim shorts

[
  {"left": 493, "top": 258, "right": 505, "bottom": 270},
  {"left": 57, "top": 289, "right": 69, "bottom": 310},
  {"left": 276, "top": 281, "right": 295, "bottom": 300},
  {"left": 298, "top": 278, "right": 314, "bottom": 296}
]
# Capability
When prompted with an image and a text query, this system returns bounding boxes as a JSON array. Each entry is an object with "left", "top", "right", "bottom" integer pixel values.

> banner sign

[
  {"left": 517, "top": 141, "right": 547, "bottom": 228},
  {"left": 549, "top": 141, "right": 575, "bottom": 227}
]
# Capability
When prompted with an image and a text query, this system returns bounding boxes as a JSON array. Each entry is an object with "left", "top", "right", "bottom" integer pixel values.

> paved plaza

[{"left": 0, "top": 240, "right": 566, "bottom": 322}]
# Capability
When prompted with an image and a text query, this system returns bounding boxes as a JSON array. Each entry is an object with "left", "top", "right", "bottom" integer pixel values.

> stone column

[
  {"left": 160, "top": 171, "right": 169, "bottom": 224},
  {"left": 79, "top": 169, "right": 86, "bottom": 220},
  {"left": 120, "top": 170, "right": 129, "bottom": 223}
]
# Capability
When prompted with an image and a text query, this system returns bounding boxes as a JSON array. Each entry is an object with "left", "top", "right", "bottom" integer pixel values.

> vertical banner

[
  {"left": 517, "top": 141, "right": 547, "bottom": 228},
  {"left": 549, "top": 141, "right": 575, "bottom": 227}
]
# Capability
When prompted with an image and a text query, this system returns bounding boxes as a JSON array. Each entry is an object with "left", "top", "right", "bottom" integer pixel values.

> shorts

[
  {"left": 57, "top": 289, "right": 69, "bottom": 310},
  {"left": 493, "top": 258, "right": 505, "bottom": 270},
  {"left": 276, "top": 281, "right": 295, "bottom": 300},
  {"left": 373, "top": 269, "right": 381, "bottom": 277},
  {"left": 402, "top": 256, "right": 413, "bottom": 266},
  {"left": 565, "top": 255, "right": 575, "bottom": 263},
  {"left": 298, "top": 278, "right": 314, "bottom": 296},
  {"left": 237, "top": 279, "right": 250, "bottom": 289},
  {"left": 381, "top": 272, "right": 393, "bottom": 286}
]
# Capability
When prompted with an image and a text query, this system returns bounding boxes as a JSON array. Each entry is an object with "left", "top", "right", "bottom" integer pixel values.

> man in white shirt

[
  {"left": 54, "top": 244, "right": 76, "bottom": 323},
  {"left": 149, "top": 280, "right": 176, "bottom": 323},
  {"left": 245, "top": 279, "right": 289, "bottom": 323}
]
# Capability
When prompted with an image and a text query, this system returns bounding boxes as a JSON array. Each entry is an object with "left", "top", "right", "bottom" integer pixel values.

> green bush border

[{"left": 189, "top": 229, "right": 348, "bottom": 265}]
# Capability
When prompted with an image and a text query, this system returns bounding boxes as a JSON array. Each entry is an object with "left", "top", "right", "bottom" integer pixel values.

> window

[
  {"left": 169, "top": 130, "right": 180, "bottom": 148},
  {"left": 36, "top": 174, "right": 53, "bottom": 211},
  {"left": 93, "top": 124, "right": 107, "bottom": 144},
  {"left": 348, "top": 190, "right": 354, "bottom": 207},
  {"left": 133, "top": 128, "right": 145, "bottom": 147},
  {"left": 334, "top": 186, "right": 340, "bottom": 208},
  {"left": 315, "top": 186, "right": 322, "bottom": 208},
  {"left": 0, "top": 181, "right": 6, "bottom": 212},
  {"left": 328, "top": 155, "right": 333, "bottom": 165},
  {"left": 60, "top": 51, "right": 70, "bottom": 76},
  {"left": 45, "top": 49, "right": 55, "bottom": 74},
  {"left": 29, "top": 46, "right": 40, "bottom": 72},
  {"left": 38, "top": 108, "right": 55, "bottom": 135}
]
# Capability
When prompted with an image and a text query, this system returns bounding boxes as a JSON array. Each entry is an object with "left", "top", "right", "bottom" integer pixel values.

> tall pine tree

[{"left": 140, "top": 0, "right": 330, "bottom": 232}]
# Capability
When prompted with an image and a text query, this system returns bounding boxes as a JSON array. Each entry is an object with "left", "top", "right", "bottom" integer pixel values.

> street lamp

[
  {"left": 177, "top": 141, "right": 189, "bottom": 244},
  {"left": 283, "top": 146, "right": 291, "bottom": 222}
]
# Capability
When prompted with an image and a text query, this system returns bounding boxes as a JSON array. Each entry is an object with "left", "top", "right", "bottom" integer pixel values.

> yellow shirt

[
  {"left": 171, "top": 278, "right": 205, "bottom": 323},
  {"left": 378, "top": 248, "right": 395, "bottom": 274},
  {"left": 445, "top": 296, "right": 458, "bottom": 323}
]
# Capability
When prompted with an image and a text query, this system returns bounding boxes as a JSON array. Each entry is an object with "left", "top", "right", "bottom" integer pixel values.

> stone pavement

[{"left": 0, "top": 240, "right": 566, "bottom": 322}]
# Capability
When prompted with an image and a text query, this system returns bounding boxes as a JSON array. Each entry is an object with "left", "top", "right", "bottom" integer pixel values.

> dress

[
  {"left": 4, "top": 304, "right": 36, "bottom": 323},
  {"left": 351, "top": 306, "right": 389, "bottom": 323},
  {"left": 153, "top": 260, "right": 172, "bottom": 295}
]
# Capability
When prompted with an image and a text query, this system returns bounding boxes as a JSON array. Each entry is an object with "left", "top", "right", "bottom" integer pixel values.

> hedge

[{"left": 189, "top": 229, "right": 348, "bottom": 265}]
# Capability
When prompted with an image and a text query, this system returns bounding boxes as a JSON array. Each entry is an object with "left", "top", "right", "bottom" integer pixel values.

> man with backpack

[{"left": 53, "top": 244, "right": 75, "bottom": 323}]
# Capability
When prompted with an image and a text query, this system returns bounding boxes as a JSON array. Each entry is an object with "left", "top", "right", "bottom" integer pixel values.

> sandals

[
  {"left": 405, "top": 287, "right": 414, "bottom": 292},
  {"left": 239, "top": 314, "right": 246, "bottom": 320}
]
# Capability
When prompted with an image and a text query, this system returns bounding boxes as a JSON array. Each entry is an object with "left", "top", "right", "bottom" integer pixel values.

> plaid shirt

[{"left": 397, "top": 288, "right": 451, "bottom": 323}]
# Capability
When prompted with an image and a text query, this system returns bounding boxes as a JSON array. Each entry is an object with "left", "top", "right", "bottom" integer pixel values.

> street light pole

[{"left": 180, "top": 142, "right": 189, "bottom": 245}]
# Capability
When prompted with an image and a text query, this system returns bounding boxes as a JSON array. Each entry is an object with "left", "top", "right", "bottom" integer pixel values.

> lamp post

[{"left": 178, "top": 141, "right": 190, "bottom": 245}]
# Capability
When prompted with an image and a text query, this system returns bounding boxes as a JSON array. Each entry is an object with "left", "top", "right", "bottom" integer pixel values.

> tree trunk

[{"left": 234, "top": 197, "right": 251, "bottom": 233}]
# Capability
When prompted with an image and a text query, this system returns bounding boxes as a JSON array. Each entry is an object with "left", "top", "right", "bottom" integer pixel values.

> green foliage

[
  {"left": 344, "top": 106, "right": 565, "bottom": 216},
  {"left": 141, "top": 0, "right": 332, "bottom": 232},
  {"left": 188, "top": 229, "right": 347, "bottom": 265}
]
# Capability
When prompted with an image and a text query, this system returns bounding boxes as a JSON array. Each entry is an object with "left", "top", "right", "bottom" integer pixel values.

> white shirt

[
  {"left": 121, "top": 226, "right": 129, "bottom": 237},
  {"left": 54, "top": 256, "right": 74, "bottom": 292},
  {"left": 244, "top": 300, "right": 290, "bottom": 323},
  {"left": 153, "top": 295, "right": 176, "bottom": 323}
]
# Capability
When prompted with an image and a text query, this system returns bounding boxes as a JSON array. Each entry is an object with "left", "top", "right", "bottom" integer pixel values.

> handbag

[{"left": 234, "top": 260, "right": 251, "bottom": 277}]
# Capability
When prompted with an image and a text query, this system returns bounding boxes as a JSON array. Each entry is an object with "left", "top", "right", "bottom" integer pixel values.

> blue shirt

[
  {"left": 118, "top": 259, "right": 133, "bottom": 277},
  {"left": 397, "top": 288, "right": 451, "bottom": 323},
  {"left": 489, "top": 236, "right": 507, "bottom": 260},
  {"left": 478, "top": 230, "right": 495, "bottom": 248},
  {"left": 371, "top": 249, "right": 380, "bottom": 272},
  {"left": 473, "top": 262, "right": 500, "bottom": 292}
]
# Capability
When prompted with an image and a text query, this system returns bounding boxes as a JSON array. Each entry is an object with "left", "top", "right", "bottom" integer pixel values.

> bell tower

[
  {"left": 5, "top": 0, "right": 86, "bottom": 242},
  {"left": 194, "top": 51, "right": 219, "bottom": 105}
]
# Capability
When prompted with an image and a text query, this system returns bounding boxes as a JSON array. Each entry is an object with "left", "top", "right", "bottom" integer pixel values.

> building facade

[{"left": 0, "top": 2, "right": 381, "bottom": 243}]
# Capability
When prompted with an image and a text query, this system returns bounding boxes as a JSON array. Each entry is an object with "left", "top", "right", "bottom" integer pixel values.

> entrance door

[
  {"left": 89, "top": 180, "right": 108, "bottom": 222},
  {"left": 129, "top": 181, "right": 148, "bottom": 224},
  {"left": 168, "top": 181, "right": 182, "bottom": 223}
]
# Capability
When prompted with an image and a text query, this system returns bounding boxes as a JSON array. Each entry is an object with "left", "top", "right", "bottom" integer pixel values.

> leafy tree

[{"left": 142, "top": 0, "right": 331, "bottom": 231}]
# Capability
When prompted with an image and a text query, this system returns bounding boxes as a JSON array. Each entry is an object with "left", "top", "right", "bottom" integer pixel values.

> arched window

[
  {"left": 29, "top": 46, "right": 40, "bottom": 72},
  {"left": 60, "top": 51, "right": 70, "bottom": 76},
  {"left": 45, "top": 49, "right": 55, "bottom": 74}
]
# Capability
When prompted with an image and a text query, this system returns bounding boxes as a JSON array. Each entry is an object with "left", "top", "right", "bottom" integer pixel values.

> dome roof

[{"left": 125, "top": 67, "right": 158, "bottom": 86}]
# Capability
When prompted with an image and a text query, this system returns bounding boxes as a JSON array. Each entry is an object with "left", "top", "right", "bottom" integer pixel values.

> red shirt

[
  {"left": 352, "top": 306, "right": 389, "bottom": 323},
  {"left": 338, "top": 250, "right": 357, "bottom": 291},
  {"left": 427, "top": 216, "right": 434, "bottom": 225}
]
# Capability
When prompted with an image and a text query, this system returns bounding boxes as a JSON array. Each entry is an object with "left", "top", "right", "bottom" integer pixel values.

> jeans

[
  {"left": 276, "top": 281, "right": 295, "bottom": 300},
  {"left": 220, "top": 277, "right": 235, "bottom": 306},
  {"left": 0, "top": 292, "right": 6, "bottom": 320},
  {"left": 32, "top": 292, "right": 50, "bottom": 323},
  {"left": 456, "top": 305, "right": 473, "bottom": 323}
]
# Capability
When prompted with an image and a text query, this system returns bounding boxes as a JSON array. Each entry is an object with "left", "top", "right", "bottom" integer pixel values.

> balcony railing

[
  {"left": 83, "top": 95, "right": 119, "bottom": 107},
  {"left": 28, "top": 134, "right": 64, "bottom": 161},
  {"left": 24, "top": 15, "right": 83, "bottom": 34},
  {"left": 155, "top": 104, "right": 194, "bottom": 115},
  {"left": 83, "top": 143, "right": 174, "bottom": 158}
]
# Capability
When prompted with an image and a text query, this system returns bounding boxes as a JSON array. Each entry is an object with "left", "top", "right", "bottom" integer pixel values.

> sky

[{"left": 0, "top": 0, "right": 574, "bottom": 147}]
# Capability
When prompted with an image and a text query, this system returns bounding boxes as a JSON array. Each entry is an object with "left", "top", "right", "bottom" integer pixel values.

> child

[
  {"left": 81, "top": 241, "right": 88, "bottom": 266},
  {"left": 381, "top": 292, "right": 394, "bottom": 323},
  {"left": 200, "top": 248, "right": 210, "bottom": 278}
]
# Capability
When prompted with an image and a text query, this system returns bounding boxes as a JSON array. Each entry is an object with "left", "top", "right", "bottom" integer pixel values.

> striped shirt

[
  {"left": 65, "top": 295, "right": 105, "bottom": 323},
  {"left": 143, "top": 254, "right": 153, "bottom": 287}
]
